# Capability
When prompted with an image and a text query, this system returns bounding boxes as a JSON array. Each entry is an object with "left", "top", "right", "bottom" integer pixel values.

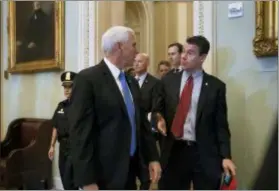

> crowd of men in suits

[{"left": 49, "top": 25, "right": 239, "bottom": 190}]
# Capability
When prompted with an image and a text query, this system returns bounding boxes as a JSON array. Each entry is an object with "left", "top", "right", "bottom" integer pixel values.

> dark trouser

[
  {"left": 154, "top": 133, "right": 163, "bottom": 150},
  {"left": 138, "top": 165, "right": 151, "bottom": 190},
  {"left": 159, "top": 140, "right": 220, "bottom": 190},
  {"left": 97, "top": 151, "right": 150, "bottom": 190},
  {"left": 59, "top": 149, "right": 78, "bottom": 190},
  {"left": 137, "top": 133, "right": 163, "bottom": 190},
  {"left": 123, "top": 152, "right": 152, "bottom": 190},
  {"left": 135, "top": 132, "right": 163, "bottom": 189}
]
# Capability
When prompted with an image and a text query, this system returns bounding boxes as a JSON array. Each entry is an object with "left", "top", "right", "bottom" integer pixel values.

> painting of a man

[{"left": 16, "top": 1, "right": 54, "bottom": 63}]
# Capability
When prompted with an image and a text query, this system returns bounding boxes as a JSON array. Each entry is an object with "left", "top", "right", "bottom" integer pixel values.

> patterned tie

[
  {"left": 171, "top": 75, "right": 193, "bottom": 138},
  {"left": 119, "top": 72, "right": 136, "bottom": 156}
]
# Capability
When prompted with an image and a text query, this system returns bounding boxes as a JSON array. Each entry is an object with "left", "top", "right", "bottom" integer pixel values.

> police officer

[{"left": 48, "top": 71, "right": 77, "bottom": 190}]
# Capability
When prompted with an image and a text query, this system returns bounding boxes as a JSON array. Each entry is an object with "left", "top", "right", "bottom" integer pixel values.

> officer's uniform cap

[{"left": 60, "top": 71, "right": 76, "bottom": 86}]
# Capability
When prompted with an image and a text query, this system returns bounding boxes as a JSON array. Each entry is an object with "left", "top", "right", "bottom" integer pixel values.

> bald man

[
  {"left": 134, "top": 53, "right": 163, "bottom": 119},
  {"left": 133, "top": 53, "right": 164, "bottom": 189}
]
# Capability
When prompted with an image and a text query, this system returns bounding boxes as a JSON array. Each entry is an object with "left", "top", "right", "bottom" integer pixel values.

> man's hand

[
  {"left": 48, "top": 146, "right": 55, "bottom": 160},
  {"left": 156, "top": 113, "right": 167, "bottom": 136},
  {"left": 16, "top": 40, "right": 22, "bottom": 46},
  {"left": 222, "top": 159, "right": 236, "bottom": 176},
  {"left": 83, "top": 184, "right": 98, "bottom": 190},
  {"left": 149, "top": 161, "right": 162, "bottom": 183},
  {"left": 28, "top": 42, "right": 36, "bottom": 48}
]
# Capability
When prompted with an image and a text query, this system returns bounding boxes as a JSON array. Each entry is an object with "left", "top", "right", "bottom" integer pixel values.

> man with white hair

[
  {"left": 68, "top": 26, "right": 161, "bottom": 190},
  {"left": 133, "top": 53, "right": 165, "bottom": 189}
]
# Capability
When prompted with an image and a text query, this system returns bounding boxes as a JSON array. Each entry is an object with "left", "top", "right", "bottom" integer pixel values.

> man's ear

[
  {"left": 117, "top": 42, "right": 123, "bottom": 51},
  {"left": 200, "top": 54, "right": 208, "bottom": 63}
]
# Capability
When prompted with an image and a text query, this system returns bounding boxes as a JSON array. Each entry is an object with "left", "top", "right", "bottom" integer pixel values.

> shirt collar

[
  {"left": 183, "top": 69, "right": 203, "bottom": 79},
  {"left": 172, "top": 66, "right": 183, "bottom": 70},
  {"left": 104, "top": 57, "right": 122, "bottom": 80},
  {"left": 135, "top": 72, "right": 148, "bottom": 81}
]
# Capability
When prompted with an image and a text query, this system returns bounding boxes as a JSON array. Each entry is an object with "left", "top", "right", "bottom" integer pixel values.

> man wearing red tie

[{"left": 156, "top": 36, "right": 236, "bottom": 190}]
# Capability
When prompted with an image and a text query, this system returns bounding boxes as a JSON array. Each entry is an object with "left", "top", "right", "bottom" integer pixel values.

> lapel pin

[{"left": 205, "top": 82, "right": 208, "bottom": 86}]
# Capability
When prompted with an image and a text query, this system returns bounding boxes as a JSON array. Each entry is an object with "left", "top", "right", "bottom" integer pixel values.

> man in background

[
  {"left": 126, "top": 67, "right": 136, "bottom": 77},
  {"left": 167, "top": 42, "right": 183, "bottom": 73},
  {"left": 157, "top": 60, "right": 171, "bottom": 79},
  {"left": 133, "top": 53, "right": 165, "bottom": 189}
]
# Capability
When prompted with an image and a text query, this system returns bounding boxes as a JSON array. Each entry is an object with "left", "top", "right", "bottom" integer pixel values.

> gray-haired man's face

[{"left": 120, "top": 32, "right": 138, "bottom": 68}]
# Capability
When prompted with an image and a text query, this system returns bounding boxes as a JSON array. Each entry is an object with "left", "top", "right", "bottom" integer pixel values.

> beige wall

[
  {"left": 95, "top": 1, "right": 193, "bottom": 75},
  {"left": 154, "top": 2, "right": 193, "bottom": 73},
  {"left": 215, "top": 1, "right": 277, "bottom": 189}
]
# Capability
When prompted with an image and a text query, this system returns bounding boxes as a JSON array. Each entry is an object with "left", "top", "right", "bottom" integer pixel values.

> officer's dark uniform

[{"left": 52, "top": 71, "right": 77, "bottom": 190}]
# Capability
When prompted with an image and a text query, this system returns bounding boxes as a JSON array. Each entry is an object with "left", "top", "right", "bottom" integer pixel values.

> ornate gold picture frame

[
  {"left": 8, "top": 1, "right": 65, "bottom": 73},
  {"left": 253, "top": 1, "right": 278, "bottom": 57}
]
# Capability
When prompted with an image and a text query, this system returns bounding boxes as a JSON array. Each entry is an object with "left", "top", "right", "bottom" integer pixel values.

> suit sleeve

[
  {"left": 140, "top": 109, "right": 160, "bottom": 162},
  {"left": 216, "top": 84, "right": 231, "bottom": 159},
  {"left": 152, "top": 78, "right": 167, "bottom": 133},
  {"left": 252, "top": 123, "right": 278, "bottom": 190},
  {"left": 151, "top": 80, "right": 165, "bottom": 128},
  {"left": 136, "top": 81, "right": 159, "bottom": 162},
  {"left": 68, "top": 73, "right": 97, "bottom": 187}
]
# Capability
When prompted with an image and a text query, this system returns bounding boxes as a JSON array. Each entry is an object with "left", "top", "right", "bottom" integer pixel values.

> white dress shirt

[
  {"left": 135, "top": 72, "right": 148, "bottom": 88},
  {"left": 104, "top": 57, "right": 133, "bottom": 100},
  {"left": 179, "top": 70, "right": 203, "bottom": 141}
]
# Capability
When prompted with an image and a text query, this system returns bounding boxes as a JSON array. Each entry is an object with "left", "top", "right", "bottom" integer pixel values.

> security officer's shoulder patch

[
  {"left": 56, "top": 100, "right": 67, "bottom": 114},
  {"left": 57, "top": 108, "right": 64, "bottom": 114}
]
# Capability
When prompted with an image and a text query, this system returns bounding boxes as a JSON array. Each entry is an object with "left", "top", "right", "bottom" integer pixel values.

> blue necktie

[{"left": 119, "top": 72, "right": 136, "bottom": 156}]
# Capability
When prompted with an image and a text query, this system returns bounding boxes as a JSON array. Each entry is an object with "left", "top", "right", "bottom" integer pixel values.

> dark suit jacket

[
  {"left": 139, "top": 73, "right": 163, "bottom": 124},
  {"left": 252, "top": 118, "right": 278, "bottom": 190},
  {"left": 157, "top": 71, "right": 231, "bottom": 181},
  {"left": 68, "top": 60, "right": 159, "bottom": 189}
]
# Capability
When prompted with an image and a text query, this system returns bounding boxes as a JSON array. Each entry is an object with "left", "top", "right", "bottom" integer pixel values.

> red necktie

[{"left": 171, "top": 75, "right": 193, "bottom": 138}]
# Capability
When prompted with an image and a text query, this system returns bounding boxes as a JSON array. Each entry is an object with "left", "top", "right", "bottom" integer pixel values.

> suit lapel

[
  {"left": 196, "top": 72, "right": 210, "bottom": 124},
  {"left": 100, "top": 61, "right": 129, "bottom": 117},
  {"left": 174, "top": 72, "right": 183, "bottom": 104},
  {"left": 140, "top": 74, "right": 149, "bottom": 90}
]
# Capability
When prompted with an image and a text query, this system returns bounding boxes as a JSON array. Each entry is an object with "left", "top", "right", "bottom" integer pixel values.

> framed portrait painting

[
  {"left": 8, "top": 1, "right": 65, "bottom": 73},
  {"left": 253, "top": 1, "right": 278, "bottom": 57}
]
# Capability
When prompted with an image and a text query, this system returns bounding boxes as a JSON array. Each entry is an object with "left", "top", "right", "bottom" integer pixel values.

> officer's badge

[
  {"left": 57, "top": 108, "right": 64, "bottom": 114},
  {"left": 65, "top": 72, "right": 71, "bottom": 80}
]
